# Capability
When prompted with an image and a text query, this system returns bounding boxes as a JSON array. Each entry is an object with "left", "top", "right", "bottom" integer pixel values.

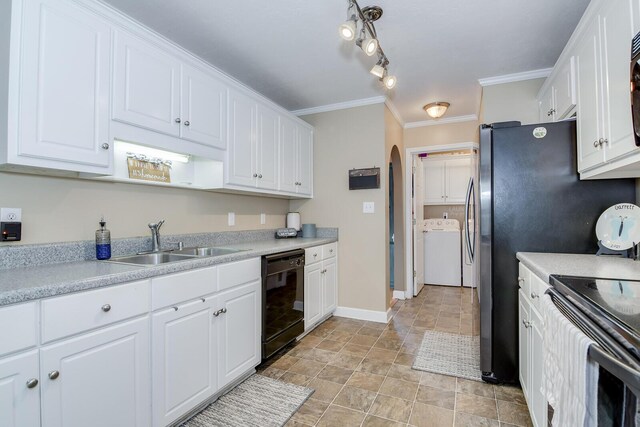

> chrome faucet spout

[{"left": 148, "top": 220, "right": 165, "bottom": 252}]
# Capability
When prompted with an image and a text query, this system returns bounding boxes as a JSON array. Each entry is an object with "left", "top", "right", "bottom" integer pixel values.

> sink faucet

[{"left": 148, "top": 220, "right": 165, "bottom": 252}]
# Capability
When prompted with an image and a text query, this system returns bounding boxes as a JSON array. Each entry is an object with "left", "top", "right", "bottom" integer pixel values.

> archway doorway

[{"left": 388, "top": 145, "right": 404, "bottom": 302}]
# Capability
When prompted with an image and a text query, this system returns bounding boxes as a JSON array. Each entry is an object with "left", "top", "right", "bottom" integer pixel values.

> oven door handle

[{"left": 588, "top": 344, "right": 640, "bottom": 397}]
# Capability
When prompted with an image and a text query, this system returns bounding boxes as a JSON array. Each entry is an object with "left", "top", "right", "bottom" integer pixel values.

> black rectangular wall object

[{"left": 349, "top": 167, "right": 380, "bottom": 190}]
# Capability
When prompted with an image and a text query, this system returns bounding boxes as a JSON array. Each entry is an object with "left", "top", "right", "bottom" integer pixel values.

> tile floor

[{"left": 257, "top": 285, "right": 533, "bottom": 427}]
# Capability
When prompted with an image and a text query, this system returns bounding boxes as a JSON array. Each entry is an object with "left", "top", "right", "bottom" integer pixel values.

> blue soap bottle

[{"left": 95, "top": 218, "right": 111, "bottom": 260}]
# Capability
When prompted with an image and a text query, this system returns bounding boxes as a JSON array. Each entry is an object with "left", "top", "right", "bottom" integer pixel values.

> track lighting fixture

[{"left": 338, "top": 0, "right": 397, "bottom": 89}]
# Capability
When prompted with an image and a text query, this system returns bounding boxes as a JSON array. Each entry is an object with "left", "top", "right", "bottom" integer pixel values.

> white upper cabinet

[
  {"left": 11, "top": 0, "right": 112, "bottom": 173},
  {"left": 180, "top": 64, "right": 227, "bottom": 149},
  {"left": 256, "top": 104, "right": 279, "bottom": 189},
  {"left": 113, "top": 30, "right": 181, "bottom": 137},
  {"left": 538, "top": 57, "right": 576, "bottom": 123},
  {"left": 227, "top": 88, "right": 258, "bottom": 187},
  {"left": 278, "top": 117, "right": 313, "bottom": 196},
  {"left": 423, "top": 156, "right": 471, "bottom": 205}
]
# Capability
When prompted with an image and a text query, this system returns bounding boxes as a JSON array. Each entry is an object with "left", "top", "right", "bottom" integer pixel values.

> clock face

[{"left": 596, "top": 204, "right": 640, "bottom": 251}]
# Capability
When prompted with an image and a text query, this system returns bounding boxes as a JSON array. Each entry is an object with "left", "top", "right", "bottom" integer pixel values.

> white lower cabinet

[
  {"left": 518, "top": 263, "right": 548, "bottom": 427},
  {"left": 152, "top": 299, "right": 217, "bottom": 427},
  {"left": 40, "top": 316, "right": 151, "bottom": 427},
  {"left": 214, "top": 280, "right": 261, "bottom": 390},
  {"left": 0, "top": 350, "right": 40, "bottom": 427},
  {"left": 304, "top": 243, "right": 338, "bottom": 331}
]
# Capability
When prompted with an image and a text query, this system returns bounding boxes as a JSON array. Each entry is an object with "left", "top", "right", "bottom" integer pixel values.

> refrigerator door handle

[{"left": 464, "top": 177, "right": 474, "bottom": 263}]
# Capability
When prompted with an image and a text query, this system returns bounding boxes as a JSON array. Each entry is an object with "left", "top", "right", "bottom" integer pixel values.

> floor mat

[{"left": 412, "top": 330, "right": 482, "bottom": 381}]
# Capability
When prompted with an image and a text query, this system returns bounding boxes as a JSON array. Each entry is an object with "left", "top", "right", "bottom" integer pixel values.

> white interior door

[{"left": 413, "top": 156, "right": 425, "bottom": 296}]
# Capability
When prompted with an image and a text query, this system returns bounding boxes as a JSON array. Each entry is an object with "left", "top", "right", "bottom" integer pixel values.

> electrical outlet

[
  {"left": 443, "top": 212, "right": 448, "bottom": 219},
  {"left": 228, "top": 212, "right": 235, "bottom": 226},
  {"left": 260, "top": 213, "right": 266, "bottom": 225},
  {"left": 363, "top": 202, "right": 375, "bottom": 214},
  {"left": 1, "top": 208, "right": 22, "bottom": 222}
]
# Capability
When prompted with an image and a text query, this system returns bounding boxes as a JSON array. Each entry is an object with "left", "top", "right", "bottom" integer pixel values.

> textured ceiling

[{"left": 101, "top": 0, "right": 590, "bottom": 123}]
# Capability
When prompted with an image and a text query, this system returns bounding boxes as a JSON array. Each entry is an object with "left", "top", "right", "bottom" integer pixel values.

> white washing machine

[{"left": 424, "top": 218, "right": 461, "bottom": 286}]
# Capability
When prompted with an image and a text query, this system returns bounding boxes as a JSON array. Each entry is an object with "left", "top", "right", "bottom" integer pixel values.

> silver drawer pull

[
  {"left": 531, "top": 292, "right": 539, "bottom": 299},
  {"left": 313, "top": 253, "right": 318, "bottom": 257},
  {"left": 213, "top": 309, "right": 222, "bottom": 317},
  {"left": 329, "top": 249, "right": 334, "bottom": 253},
  {"left": 26, "top": 378, "right": 38, "bottom": 389},
  {"left": 48, "top": 370, "right": 59, "bottom": 380},
  {"left": 101, "top": 143, "right": 110, "bottom": 150},
  {"left": 101, "top": 304, "right": 111, "bottom": 312}
]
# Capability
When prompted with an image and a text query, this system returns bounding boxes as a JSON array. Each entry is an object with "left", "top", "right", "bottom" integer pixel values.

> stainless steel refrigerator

[{"left": 478, "top": 120, "right": 636, "bottom": 384}]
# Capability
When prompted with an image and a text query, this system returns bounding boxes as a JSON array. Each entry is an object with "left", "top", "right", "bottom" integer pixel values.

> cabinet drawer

[
  {"left": 152, "top": 266, "right": 217, "bottom": 310},
  {"left": 41, "top": 280, "right": 150, "bottom": 343},
  {"left": 322, "top": 243, "right": 337, "bottom": 260},
  {"left": 305, "top": 246, "right": 322, "bottom": 265},
  {"left": 530, "top": 273, "right": 550, "bottom": 312},
  {"left": 218, "top": 258, "right": 261, "bottom": 292},
  {"left": 0, "top": 301, "right": 38, "bottom": 357},
  {"left": 517, "top": 263, "right": 530, "bottom": 297}
]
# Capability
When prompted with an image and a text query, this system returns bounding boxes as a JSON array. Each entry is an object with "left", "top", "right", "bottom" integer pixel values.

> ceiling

[{"left": 102, "top": 0, "right": 591, "bottom": 124}]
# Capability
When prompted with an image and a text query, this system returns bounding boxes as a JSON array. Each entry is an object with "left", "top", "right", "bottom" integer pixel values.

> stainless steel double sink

[{"left": 106, "top": 247, "right": 244, "bottom": 266}]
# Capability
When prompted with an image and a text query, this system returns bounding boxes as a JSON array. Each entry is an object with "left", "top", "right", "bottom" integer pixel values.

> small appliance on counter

[
  {"left": 275, "top": 228, "right": 298, "bottom": 239},
  {"left": 286, "top": 212, "right": 301, "bottom": 231},
  {"left": 302, "top": 223, "right": 317, "bottom": 238}
]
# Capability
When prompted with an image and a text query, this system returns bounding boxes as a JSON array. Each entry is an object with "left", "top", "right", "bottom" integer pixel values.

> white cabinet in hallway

[
  {"left": 11, "top": 0, "right": 112, "bottom": 174},
  {"left": 0, "top": 350, "right": 40, "bottom": 427},
  {"left": 423, "top": 156, "right": 472, "bottom": 205},
  {"left": 40, "top": 316, "right": 151, "bottom": 427},
  {"left": 304, "top": 243, "right": 338, "bottom": 331}
]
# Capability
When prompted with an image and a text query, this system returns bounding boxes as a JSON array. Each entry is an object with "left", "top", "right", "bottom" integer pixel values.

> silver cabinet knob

[
  {"left": 221, "top": 308, "right": 227, "bottom": 314},
  {"left": 313, "top": 253, "right": 318, "bottom": 257},
  {"left": 601, "top": 138, "right": 608, "bottom": 145},
  {"left": 101, "top": 304, "right": 111, "bottom": 312},
  {"left": 253, "top": 173, "right": 258, "bottom": 178},
  {"left": 213, "top": 309, "right": 222, "bottom": 317},
  {"left": 531, "top": 292, "right": 539, "bottom": 299},
  {"left": 593, "top": 140, "right": 600, "bottom": 148},
  {"left": 329, "top": 249, "right": 334, "bottom": 253},
  {"left": 258, "top": 174, "right": 262, "bottom": 178},
  {"left": 547, "top": 110, "right": 553, "bottom": 117},
  {"left": 101, "top": 143, "right": 109, "bottom": 150},
  {"left": 184, "top": 121, "right": 190, "bottom": 127},
  {"left": 175, "top": 118, "right": 181, "bottom": 123},
  {"left": 48, "top": 370, "right": 60, "bottom": 380},
  {"left": 517, "top": 277, "right": 524, "bottom": 284},
  {"left": 26, "top": 378, "right": 39, "bottom": 389}
]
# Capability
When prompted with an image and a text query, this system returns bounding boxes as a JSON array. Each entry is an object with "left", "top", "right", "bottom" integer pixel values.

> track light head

[
  {"left": 383, "top": 73, "right": 397, "bottom": 89},
  {"left": 339, "top": 18, "right": 357, "bottom": 41},
  {"left": 357, "top": 36, "right": 378, "bottom": 56},
  {"left": 370, "top": 63, "right": 385, "bottom": 78}
]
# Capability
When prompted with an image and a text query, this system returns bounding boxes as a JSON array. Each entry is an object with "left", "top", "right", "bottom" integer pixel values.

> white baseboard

[
  {"left": 333, "top": 306, "right": 389, "bottom": 324},
  {"left": 393, "top": 290, "right": 406, "bottom": 300}
]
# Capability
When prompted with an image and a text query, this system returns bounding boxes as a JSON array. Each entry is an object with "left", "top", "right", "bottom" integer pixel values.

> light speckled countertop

[
  {"left": 516, "top": 252, "right": 640, "bottom": 283},
  {"left": 0, "top": 237, "right": 336, "bottom": 306}
]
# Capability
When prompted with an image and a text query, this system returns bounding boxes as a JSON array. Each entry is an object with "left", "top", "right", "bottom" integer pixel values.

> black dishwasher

[{"left": 261, "top": 249, "right": 305, "bottom": 359}]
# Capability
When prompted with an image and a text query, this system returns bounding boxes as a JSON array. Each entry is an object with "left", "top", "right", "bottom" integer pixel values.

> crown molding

[
  {"left": 291, "top": 96, "right": 386, "bottom": 116},
  {"left": 478, "top": 68, "right": 552, "bottom": 87},
  {"left": 383, "top": 98, "right": 405, "bottom": 127},
  {"left": 404, "top": 114, "right": 478, "bottom": 129}
]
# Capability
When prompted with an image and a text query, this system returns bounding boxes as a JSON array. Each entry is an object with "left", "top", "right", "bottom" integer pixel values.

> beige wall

[
  {"left": 481, "top": 78, "right": 545, "bottom": 125},
  {"left": 423, "top": 205, "right": 465, "bottom": 223},
  {"left": 290, "top": 104, "right": 388, "bottom": 313},
  {"left": 404, "top": 120, "right": 479, "bottom": 149},
  {"left": 385, "top": 106, "right": 405, "bottom": 298},
  {"left": 0, "top": 172, "right": 289, "bottom": 244}
]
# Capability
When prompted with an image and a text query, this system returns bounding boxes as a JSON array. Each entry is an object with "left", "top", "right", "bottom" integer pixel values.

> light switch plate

[
  {"left": 1, "top": 208, "right": 22, "bottom": 222},
  {"left": 363, "top": 202, "right": 375, "bottom": 214},
  {"left": 228, "top": 212, "right": 235, "bottom": 226}
]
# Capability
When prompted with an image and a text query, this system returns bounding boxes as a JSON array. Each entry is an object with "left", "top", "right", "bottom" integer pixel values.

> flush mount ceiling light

[
  {"left": 423, "top": 102, "right": 450, "bottom": 119},
  {"left": 339, "top": 0, "right": 397, "bottom": 90}
]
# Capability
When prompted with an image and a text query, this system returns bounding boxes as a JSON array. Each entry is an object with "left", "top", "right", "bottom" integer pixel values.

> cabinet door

[
  {"left": 152, "top": 300, "right": 216, "bottom": 427},
  {"left": 40, "top": 316, "right": 151, "bottom": 427},
  {"left": 113, "top": 30, "right": 181, "bottom": 137},
  {"left": 18, "top": 0, "right": 111, "bottom": 171},
  {"left": 256, "top": 105, "right": 279, "bottom": 190},
  {"left": 0, "top": 350, "right": 40, "bottom": 427},
  {"left": 180, "top": 64, "right": 227, "bottom": 149},
  {"left": 279, "top": 117, "right": 299, "bottom": 193},
  {"left": 554, "top": 57, "right": 577, "bottom": 119},
  {"left": 227, "top": 89, "right": 257, "bottom": 187},
  {"left": 518, "top": 291, "right": 530, "bottom": 400},
  {"left": 600, "top": 0, "right": 636, "bottom": 162},
  {"left": 322, "top": 258, "right": 338, "bottom": 315},
  {"left": 530, "top": 308, "right": 547, "bottom": 427},
  {"left": 297, "top": 126, "right": 313, "bottom": 196},
  {"left": 576, "top": 17, "right": 605, "bottom": 172},
  {"left": 445, "top": 158, "right": 471, "bottom": 204},
  {"left": 304, "top": 263, "right": 323, "bottom": 330},
  {"left": 423, "top": 159, "right": 446, "bottom": 204},
  {"left": 633, "top": 0, "right": 640, "bottom": 34},
  {"left": 215, "top": 281, "right": 261, "bottom": 390},
  {"left": 538, "top": 86, "right": 556, "bottom": 122}
]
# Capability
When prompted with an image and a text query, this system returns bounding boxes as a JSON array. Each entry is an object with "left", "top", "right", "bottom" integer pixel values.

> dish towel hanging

[{"left": 541, "top": 294, "right": 599, "bottom": 427}]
